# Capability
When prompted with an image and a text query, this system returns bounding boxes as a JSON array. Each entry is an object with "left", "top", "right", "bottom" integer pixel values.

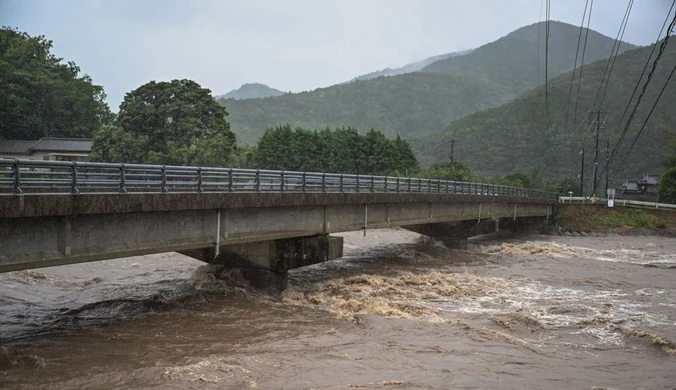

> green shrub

[{"left": 594, "top": 210, "right": 666, "bottom": 229}]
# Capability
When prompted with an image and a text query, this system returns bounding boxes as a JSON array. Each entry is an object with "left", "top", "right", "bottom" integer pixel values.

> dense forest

[
  {"left": 220, "top": 21, "right": 634, "bottom": 144},
  {"left": 250, "top": 125, "right": 418, "bottom": 175},
  {"left": 0, "top": 27, "right": 112, "bottom": 140},
  {"left": 412, "top": 38, "right": 676, "bottom": 186}
]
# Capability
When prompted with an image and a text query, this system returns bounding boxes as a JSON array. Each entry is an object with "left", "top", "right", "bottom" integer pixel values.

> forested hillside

[
  {"left": 422, "top": 21, "right": 635, "bottom": 95},
  {"left": 412, "top": 38, "right": 676, "bottom": 185},
  {"left": 221, "top": 72, "right": 511, "bottom": 143},
  {"left": 219, "top": 21, "right": 633, "bottom": 144}
]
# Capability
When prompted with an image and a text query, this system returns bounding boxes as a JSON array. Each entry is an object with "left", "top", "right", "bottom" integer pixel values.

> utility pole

[
  {"left": 589, "top": 111, "right": 607, "bottom": 197},
  {"left": 605, "top": 138, "right": 610, "bottom": 196},
  {"left": 580, "top": 148, "right": 585, "bottom": 196},
  {"left": 450, "top": 139, "right": 455, "bottom": 165}
]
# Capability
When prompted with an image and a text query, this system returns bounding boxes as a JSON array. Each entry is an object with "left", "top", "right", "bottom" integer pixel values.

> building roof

[
  {"left": 640, "top": 173, "right": 659, "bottom": 185},
  {"left": 620, "top": 180, "right": 640, "bottom": 191},
  {"left": 0, "top": 140, "right": 37, "bottom": 155},
  {"left": 29, "top": 138, "right": 92, "bottom": 152}
]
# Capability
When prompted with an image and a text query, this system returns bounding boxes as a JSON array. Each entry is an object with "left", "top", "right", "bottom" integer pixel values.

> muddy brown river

[{"left": 1, "top": 229, "right": 675, "bottom": 389}]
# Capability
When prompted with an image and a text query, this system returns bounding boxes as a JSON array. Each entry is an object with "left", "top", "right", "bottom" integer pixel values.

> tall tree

[
  {"left": 0, "top": 27, "right": 111, "bottom": 140},
  {"left": 91, "top": 79, "right": 237, "bottom": 166}
]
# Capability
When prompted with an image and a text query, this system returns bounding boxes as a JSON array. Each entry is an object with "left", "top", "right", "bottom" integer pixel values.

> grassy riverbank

[{"left": 557, "top": 204, "right": 676, "bottom": 234}]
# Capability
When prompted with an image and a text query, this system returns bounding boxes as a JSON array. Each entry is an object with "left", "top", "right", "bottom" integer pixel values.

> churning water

[{"left": 1, "top": 229, "right": 675, "bottom": 389}]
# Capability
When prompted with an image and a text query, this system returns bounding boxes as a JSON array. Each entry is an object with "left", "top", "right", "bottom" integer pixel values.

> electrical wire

[
  {"left": 592, "top": 0, "right": 634, "bottom": 111},
  {"left": 597, "top": 5, "right": 676, "bottom": 181},
  {"left": 616, "top": 61, "right": 676, "bottom": 169},
  {"left": 563, "top": 0, "right": 590, "bottom": 135},
  {"left": 572, "top": 0, "right": 594, "bottom": 127},
  {"left": 544, "top": 0, "right": 551, "bottom": 131}
]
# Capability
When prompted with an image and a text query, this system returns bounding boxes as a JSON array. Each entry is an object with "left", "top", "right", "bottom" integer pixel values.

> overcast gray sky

[{"left": 1, "top": 0, "right": 672, "bottom": 110}]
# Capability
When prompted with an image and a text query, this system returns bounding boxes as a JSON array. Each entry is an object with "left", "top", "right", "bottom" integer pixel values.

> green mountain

[
  {"left": 220, "top": 21, "right": 634, "bottom": 144},
  {"left": 412, "top": 38, "right": 676, "bottom": 184},
  {"left": 422, "top": 21, "right": 635, "bottom": 95},
  {"left": 348, "top": 49, "right": 473, "bottom": 82},
  {"left": 221, "top": 72, "right": 512, "bottom": 144},
  {"left": 218, "top": 83, "right": 284, "bottom": 100}
]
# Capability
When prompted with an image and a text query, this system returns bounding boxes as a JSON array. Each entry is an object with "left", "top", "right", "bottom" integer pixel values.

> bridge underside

[{"left": 0, "top": 193, "right": 555, "bottom": 273}]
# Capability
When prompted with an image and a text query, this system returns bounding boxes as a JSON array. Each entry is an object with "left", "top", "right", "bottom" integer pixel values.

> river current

[{"left": 1, "top": 229, "right": 675, "bottom": 389}]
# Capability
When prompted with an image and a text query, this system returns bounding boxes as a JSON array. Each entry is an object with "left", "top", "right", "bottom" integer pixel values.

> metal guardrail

[
  {"left": 560, "top": 196, "right": 676, "bottom": 210},
  {"left": 0, "top": 159, "right": 558, "bottom": 200}
]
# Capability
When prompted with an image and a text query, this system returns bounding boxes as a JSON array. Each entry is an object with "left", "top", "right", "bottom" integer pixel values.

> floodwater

[{"left": 1, "top": 229, "right": 675, "bottom": 389}]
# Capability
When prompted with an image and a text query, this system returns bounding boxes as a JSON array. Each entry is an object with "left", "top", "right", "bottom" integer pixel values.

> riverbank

[{"left": 556, "top": 204, "right": 676, "bottom": 236}]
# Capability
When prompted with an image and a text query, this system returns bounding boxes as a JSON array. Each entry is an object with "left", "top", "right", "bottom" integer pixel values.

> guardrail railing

[
  {"left": 560, "top": 196, "right": 676, "bottom": 209},
  {"left": 0, "top": 159, "right": 558, "bottom": 200}
]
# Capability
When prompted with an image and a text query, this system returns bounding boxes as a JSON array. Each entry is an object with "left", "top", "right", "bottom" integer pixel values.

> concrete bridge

[{"left": 0, "top": 159, "right": 558, "bottom": 277}]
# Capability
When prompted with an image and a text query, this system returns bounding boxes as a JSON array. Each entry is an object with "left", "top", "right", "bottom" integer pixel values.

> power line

[
  {"left": 564, "top": 0, "right": 590, "bottom": 135},
  {"left": 606, "top": 6, "right": 676, "bottom": 180},
  {"left": 617, "top": 61, "right": 676, "bottom": 169},
  {"left": 592, "top": 0, "right": 634, "bottom": 111},
  {"left": 537, "top": 0, "right": 545, "bottom": 85},
  {"left": 544, "top": 0, "right": 551, "bottom": 131},
  {"left": 605, "top": 8, "right": 676, "bottom": 172},
  {"left": 604, "top": 0, "right": 676, "bottom": 168},
  {"left": 572, "top": 0, "right": 594, "bottom": 127}
]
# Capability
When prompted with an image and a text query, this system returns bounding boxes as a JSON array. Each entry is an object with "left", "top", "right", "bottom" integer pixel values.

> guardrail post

[
  {"left": 370, "top": 175, "right": 375, "bottom": 192},
  {"left": 302, "top": 172, "right": 307, "bottom": 192},
  {"left": 356, "top": 175, "right": 360, "bottom": 192},
  {"left": 322, "top": 173, "right": 327, "bottom": 192},
  {"left": 119, "top": 164, "right": 126, "bottom": 193},
  {"left": 255, "top": 169, "right": 261, "bottom": 192},
  {"left": 228, "top": 168, "right": 234, "bottom": 192},
  {"left": 280, "top": 170, "right": 285, "bottom": 192},
  {"left": 160, "top": 165, "right": 168, "bottom": 193},
  {"left": 71, "top": 162, "right": 79, "bottom": 194},
  {"left": 197, "top": 167, "right": 203, "bottom": 193},
  {"left": 11, "top": 159, "right": 22, "bottom": 194},
  {"left": 339, "top": 174, "right": 344, "bottom": 193},
  {"left": 384, "top": 177, "right": 388, "bottom": 193},
  {"left": 418, "top": 178, "right": 422, "bottom": 192},
  {"left": 396, "top": 177, "right": 400, "bottom": 192}
]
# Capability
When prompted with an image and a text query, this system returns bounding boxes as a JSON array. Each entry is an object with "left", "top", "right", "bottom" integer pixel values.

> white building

[{"left": 0, "top": 138, "right": 92, "bottom": 161}]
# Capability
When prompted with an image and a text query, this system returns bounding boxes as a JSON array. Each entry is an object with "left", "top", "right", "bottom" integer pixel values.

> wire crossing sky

[{"left": 0, "top": 0, "right": 672, "bottom": 110}]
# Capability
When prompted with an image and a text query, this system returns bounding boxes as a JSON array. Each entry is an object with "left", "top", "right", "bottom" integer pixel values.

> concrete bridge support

[
  {"left": 404, "top": 216, "right": 551, "bottom": 249},
  {"left": 180, "top": 235, "right": 343, "bottom": 272},
  {"left": 403, "top": 219, "right": 500, "bottom": 249},
  {"left": 179, "top": 235, "right": 344, "bottom": 290}
]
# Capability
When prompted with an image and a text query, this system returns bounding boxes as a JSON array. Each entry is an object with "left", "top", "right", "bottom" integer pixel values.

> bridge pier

[
  {"left": 403, "top": 216, "right": 552, "bottom": 249},
  {"left": 180, "top": 235, "right": 343, "bottom": 290},
  {"left": 180, "top": 235, "right": 344, "bottom": 270}
]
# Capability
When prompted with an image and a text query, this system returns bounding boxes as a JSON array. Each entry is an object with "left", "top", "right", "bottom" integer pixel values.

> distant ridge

[
  {"left": 217, "top": 83, "right": 284, "bottom": 100},
  {"left": 348, "top": 49, "right": 474, "bottom": 82}
]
